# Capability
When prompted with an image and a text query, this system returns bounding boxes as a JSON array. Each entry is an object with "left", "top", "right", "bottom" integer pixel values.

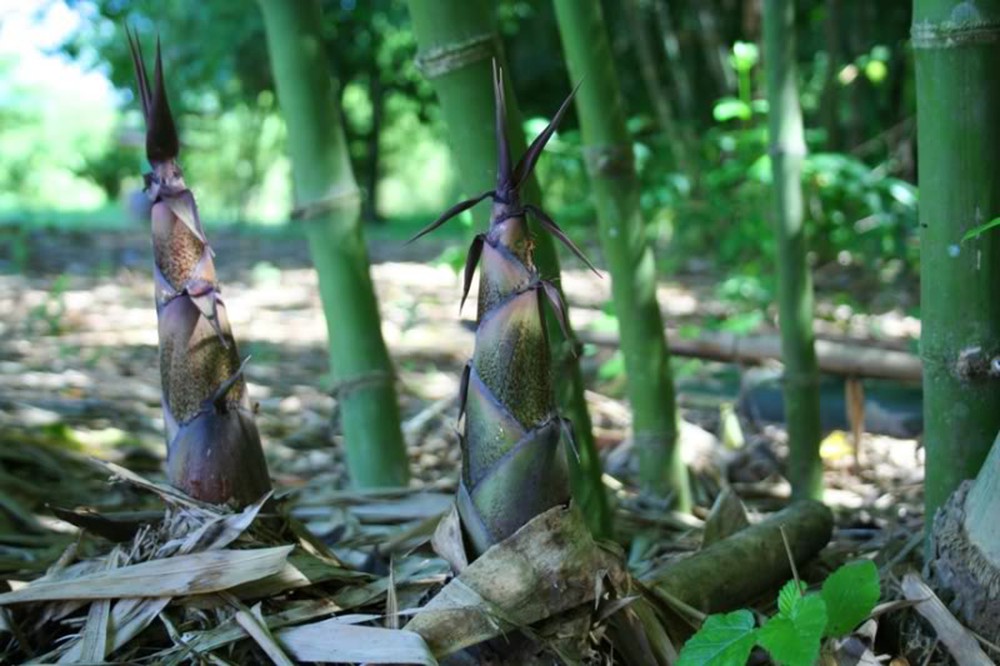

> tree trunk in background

[
  {"left": 820, "top": 0, "right": 842, "bottom": 150},
  {"left": 623, "top": 0, "right": 686, "bottom": 169},
  {"left": 259, "top": 0, "right": 409, "bottom": 488},
  {"left": 763, "top": 0, "right": 823, "bottom": 500},
  {"left": 405, "top": 0, "right": 611, "bottom": 538},
  {"left": 912, "top": 0, "right": 1000, "bottom": 523},
  {"left": 695, "top": 0, "right": 736, "bottom": 97},
  {"left": 363, "top": 34, "right": 384, "bottom": 224},
  {"left": 653, "top": 0, "right": 696, "bottom": 122},
  {"left": 553, "top": 0, "right": 691, "bottom": 509}
]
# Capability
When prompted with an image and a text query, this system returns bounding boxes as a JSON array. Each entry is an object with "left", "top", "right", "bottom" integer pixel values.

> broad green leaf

[
  {"left": 821, "top": 560, "right": 880, "bottom": 637},
  {"left": 677, "top": 610, "right": 757, "bottom": 666},
  {"left": 776, "top": 579, "right": 807, "bottom": 618},
  {"left": 757, "top": 595, "right": 827, "bottom": 666}
]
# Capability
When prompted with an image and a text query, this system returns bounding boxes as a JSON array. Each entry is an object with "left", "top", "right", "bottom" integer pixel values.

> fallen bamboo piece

[
  {"left": 580, "top": 329, "right": 922, "bottom": 382},
  {"left": 901, "top": 572, "right": 992, "bottom": 666},
  {"left": 642, "top": 500, "right": 834, "bottom": 613}
]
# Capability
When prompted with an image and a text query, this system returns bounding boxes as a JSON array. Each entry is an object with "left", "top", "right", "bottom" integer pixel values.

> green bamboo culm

[
  {"left": 763, "top": 0, "right": 824, "bottom": 500},
  {"left": 412, "top": 66, "right": 590, "bottom": 555},
  {"left": 258, "top": 0, "right": 409, "bottom": 488},
  {"left": 552, "top": 0, "right": 691, "bottom": 510},
  {"left": 912, "top": 0, "right": 1000, "bottom": 521},
  {"left": 127, "top": 32, "right": 271, "bottom": 506},
  {"left": 406, "top": 0, "right": 611, "bottom": 539}
]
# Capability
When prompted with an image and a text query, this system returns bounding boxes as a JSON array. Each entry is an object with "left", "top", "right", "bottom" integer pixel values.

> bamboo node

[
  {"left": 954, "top": 346, "right": 1000, "bottom": 380},
  {"left": 582, "top": 144, "right": 634, "bottom": 178},
  {"left": 911, "top": 18, "right": 1000, "bottom": 49},
  {"left": 330, "top": 370, "right": 397, "bottom": 398},
  {"left": 780, "top": 371, "right": 821, "bottom": 388},
  {"left": 415, "top": 34, "right": 495, "bottom": 79},
  {"left": 291, "top": 184, "right": 362, "bottom": 221}
]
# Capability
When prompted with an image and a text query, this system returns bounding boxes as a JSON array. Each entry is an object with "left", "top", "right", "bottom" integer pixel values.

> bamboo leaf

[
  {"left": 276, "top": 619, "right": 437, "bottom": 665},
  {"left": 71, "top": 551, "right": 120, "bottom": 663},
  {"left": 228, "top": 552, "right": 367, "bottom": 600},
  {"left": 53, "top": 596, "right": 172, "bottom": 663},
  {"left": 962, "top": 217, "right": 1000, "bottom": 243},
  {"left": 233, "top": 601, "right": 296, "bottom": 666},
  {"left": 0, "top": 546, "right": 292, "bottom": 604}
]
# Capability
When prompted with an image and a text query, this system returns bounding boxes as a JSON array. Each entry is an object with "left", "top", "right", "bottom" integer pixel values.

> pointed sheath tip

[
  {"left": 406, "top": 190, "right": 494, "bottom": 244},
  {"left": 492, "top": 59, "right": 512, "bottom": 195},
  {"left": 510, "top": 78, "right": 583, "bottom": 192},
  {"left": 146, "top": 34, "right": 180, "bottom": 162},
  {"left": 125, "top": 24, "right": 151, "bottom": 121}
]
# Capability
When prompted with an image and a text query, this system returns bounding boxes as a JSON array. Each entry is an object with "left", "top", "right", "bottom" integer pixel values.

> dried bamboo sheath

[{"left": 128, "top": 32, "right": 271, "bottom": 506}]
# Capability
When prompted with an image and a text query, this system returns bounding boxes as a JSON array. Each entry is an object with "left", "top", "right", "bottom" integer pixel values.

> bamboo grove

[{"left": 113, "top": 1, "right": 1000, "bottom": 630}]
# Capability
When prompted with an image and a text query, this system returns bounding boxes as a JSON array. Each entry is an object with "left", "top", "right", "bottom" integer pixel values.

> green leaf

[
  {"left": 677, "top": 610, "right": 757, "bottom": 666},
  {"left": 962, "top": 217, "right": 1000, "bottom": 242},
  {"left": 713, "top": 97, "right": 752, "bottom": 123},
  {"left": 757, "top": 595, "right": 827, "bottom": 666},
  {"left": 821, "top": 560, "right": 880, "bottom": 637},
  {"left": 777, "top": 579, "right": 807, "bottom": 618}
]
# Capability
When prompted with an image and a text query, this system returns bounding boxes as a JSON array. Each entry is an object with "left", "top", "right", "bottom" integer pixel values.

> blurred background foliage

[{"left": 3, "top": 0, "right": 918, "bottom": 301}]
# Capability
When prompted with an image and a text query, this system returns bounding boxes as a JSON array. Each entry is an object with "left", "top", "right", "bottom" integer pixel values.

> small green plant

[
  {"left": 677, "top": 559, "right": 880, "bottom": 666},
  {"left": 29, "top": 274, "right": 69, "bottom": 335}
]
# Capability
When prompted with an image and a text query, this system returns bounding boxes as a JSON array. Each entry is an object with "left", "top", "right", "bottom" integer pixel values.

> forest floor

[{"left": 0, "top": 226, "right": 951, "bottom": 663}]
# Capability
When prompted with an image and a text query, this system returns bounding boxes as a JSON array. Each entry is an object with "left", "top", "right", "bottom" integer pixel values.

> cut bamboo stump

[
  {"left": 642, "top": 500, "right": 834, "bottom": 613},
  {"left": 927, "top": 433, "right": 1000, "bottom": 645}
]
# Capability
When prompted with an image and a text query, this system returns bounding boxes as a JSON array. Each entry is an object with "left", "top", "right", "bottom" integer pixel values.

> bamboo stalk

[
  {"left": 912, "top": 0, "right": 1000, "bottom": 521},
  {"left": 127, "top": 32, "right": 271, "bottom": 507},
  {"left": 694, "top": 1, "right": 736, "bottom": 96},
  {"left": 405, "top": 0, "right": 611, "bottom": 538},
  {"left": 763, "top": 0, "right": 824, "bottom": 500},
  {"left": 623, "top": 0, "right": 687, "bottom": 169},
  {"left": 553, "top": 0, "right": 692, "bottom": 509},
  {"left": 259, "top": 0, "right": 409, "bottom": 488},
  {"left": 653, "top": 0, "right": 696, "bottom": 122}
]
